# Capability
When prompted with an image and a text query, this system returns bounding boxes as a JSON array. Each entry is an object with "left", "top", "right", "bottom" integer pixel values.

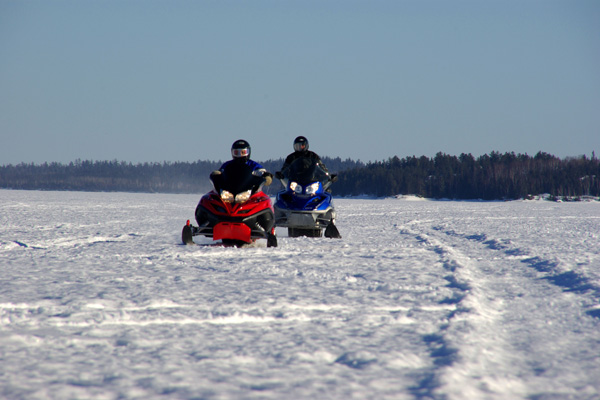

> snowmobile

[
  {"left": 182, "top": 162, "right": 277, "bottom": 247},
  {"left": 274, "top": 157, "right": 341, "bottom": 238}
]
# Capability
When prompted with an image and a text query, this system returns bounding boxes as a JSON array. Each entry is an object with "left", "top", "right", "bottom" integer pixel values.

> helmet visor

[
  {"left": 232, "top": 148, "right": 250, "bottom": 158},
  {"left": 293, "top": 142, "right": 307, "bottom": 152}
]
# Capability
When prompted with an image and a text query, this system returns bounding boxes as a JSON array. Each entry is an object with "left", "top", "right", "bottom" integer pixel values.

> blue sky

[{"left": 1, "top": 0, "right": 599, "bottom": 164}]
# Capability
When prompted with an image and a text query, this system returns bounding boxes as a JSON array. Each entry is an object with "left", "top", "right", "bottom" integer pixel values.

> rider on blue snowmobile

[
  {"left": 277, "top": 136, "right": 331, "bottom": 191},
  {"left": 211, "top": 139, "right": 273, "bottom": 187},
  {"left": 273, "top": 136, "right": 340, "bottom": 238},
  {"left": 278, "top": 136, "right": 328, "bottom": 179}
]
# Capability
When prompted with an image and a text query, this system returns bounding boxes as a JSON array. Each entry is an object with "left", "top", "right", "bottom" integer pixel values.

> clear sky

[{"left": 1, "top": 0, "right": 599, "bottom": 164}]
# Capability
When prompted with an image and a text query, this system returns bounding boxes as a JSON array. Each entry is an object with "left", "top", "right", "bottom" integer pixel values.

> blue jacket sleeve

[{"left": 246, "top": 160, "right": 265, "bottom": 171}]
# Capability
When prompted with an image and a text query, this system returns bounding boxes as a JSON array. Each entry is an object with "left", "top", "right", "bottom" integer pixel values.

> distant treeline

[
  {"left": 1, "top": 152, "right": 599, "bottom": 200},
  {"left": 0, "top": 157, "right": 361, "bottom": 195},
  {"left": 336, "top": 151, "right": 600, "bottom": 200}
]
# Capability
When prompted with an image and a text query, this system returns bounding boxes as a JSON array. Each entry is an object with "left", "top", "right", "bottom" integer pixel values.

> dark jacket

[
  {"left": 219, "top": 158, "right": 266, "bottom": 173},
  {"left": 212, "top": 158, "right": 272, "bottom": 187},
  {"left": 281, "top": 150, "right": 328, "bottom": 174}
]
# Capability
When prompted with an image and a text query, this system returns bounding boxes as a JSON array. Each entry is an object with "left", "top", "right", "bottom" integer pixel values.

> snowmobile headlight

[
  {"left": 290, "top": 181, "right": 302, "bottom": 194},
  {"left": 220, "top": 190, "right": 234, "bottom": 203},
  {"left": 235, "top": 190, "right": 252, "bottom": 203},
  {"left": 305, "top": 182, "right": 320, "bottom": 195}
]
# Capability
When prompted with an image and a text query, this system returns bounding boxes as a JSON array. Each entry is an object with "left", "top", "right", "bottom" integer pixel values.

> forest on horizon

[{"left": 1, "top": 151, "right": 599, "bottom": 201}]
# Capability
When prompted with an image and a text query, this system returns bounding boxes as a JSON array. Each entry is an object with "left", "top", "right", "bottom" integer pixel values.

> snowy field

[{"left": 1, "top": 189, "right": 599, "bottom": 400}]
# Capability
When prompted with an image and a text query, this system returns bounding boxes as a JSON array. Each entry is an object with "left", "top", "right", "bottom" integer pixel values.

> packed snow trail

[
  {"left": 399, "top": 204, "right": 600, "bottom": 399},
  {"left": 1, "top": 190, "right": 599, "bottom": 399}
]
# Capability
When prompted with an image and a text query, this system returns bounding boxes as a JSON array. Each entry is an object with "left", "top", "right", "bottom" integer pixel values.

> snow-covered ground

[{"left": 1, "top": 189, "right": 599, "bottom": 400}]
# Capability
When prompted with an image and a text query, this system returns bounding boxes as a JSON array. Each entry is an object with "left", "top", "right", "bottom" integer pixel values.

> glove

[{"left": 264, "top": 172, "right": 273, "bottom": 186}]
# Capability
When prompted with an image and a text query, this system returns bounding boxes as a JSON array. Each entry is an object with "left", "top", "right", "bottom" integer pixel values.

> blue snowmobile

[{"left": 274, "top": 157, "right": 341, "bottom": 238}]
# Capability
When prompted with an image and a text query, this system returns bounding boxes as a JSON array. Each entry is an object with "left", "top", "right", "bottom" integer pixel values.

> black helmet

[
  {"left": 231, "top": 139, "right": 251, "bottom": 160},
  {"left": 293, "top": 136, "right": 309, "bottom": 152}
]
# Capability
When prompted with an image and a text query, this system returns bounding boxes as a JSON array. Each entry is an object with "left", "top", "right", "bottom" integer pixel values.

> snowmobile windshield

[
  {"left": 217, "top": 162, "right": 263, "bottom": 194},
  {"left": 286, "top": 157, "right": 329, "bottom": 186}
]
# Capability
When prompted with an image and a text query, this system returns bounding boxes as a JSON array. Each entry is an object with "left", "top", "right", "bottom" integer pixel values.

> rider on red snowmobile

[
  {"left": 211, "top": 139, "right": 273, "bottom": 187},
  {"left": 188, "top": 139, "right": 277, "bottom": 247}
]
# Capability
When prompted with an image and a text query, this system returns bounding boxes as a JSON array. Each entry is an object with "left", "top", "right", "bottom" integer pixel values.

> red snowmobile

[{"left": 182, "top": 162, "right": 277, "bottom": 247}]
